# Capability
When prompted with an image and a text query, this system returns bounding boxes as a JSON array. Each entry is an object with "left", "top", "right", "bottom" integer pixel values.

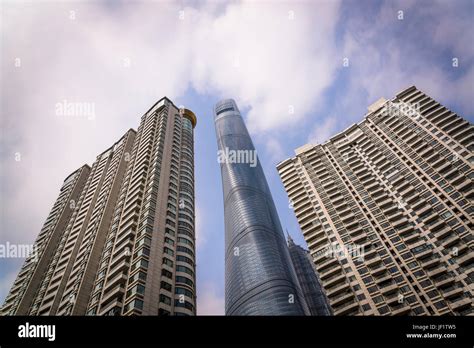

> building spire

[{"left": 286, "top": 229, "right": 294, "bottom": 245}]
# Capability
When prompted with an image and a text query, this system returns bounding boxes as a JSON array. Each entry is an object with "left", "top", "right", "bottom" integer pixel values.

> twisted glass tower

[{"left": 214, "top": 99, "right": 309, "bottom": 315}]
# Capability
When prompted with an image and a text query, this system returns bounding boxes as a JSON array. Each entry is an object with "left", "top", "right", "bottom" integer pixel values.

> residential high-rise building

[
  {"left": 2, "top": 97, "right": 198, "bottom": 316},
  {"left": 287, "top": 234, "right": 332, "bottom": 316},
  {"left": 214, "top": 98, "right": 309, "bottom": 315},
  {"left": 277, "top": 86, "right": 473, "bottom": 316}
]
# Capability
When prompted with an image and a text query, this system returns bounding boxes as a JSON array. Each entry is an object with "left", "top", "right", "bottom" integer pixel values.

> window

[
  {"left": 165, "top": 228, "right": 175, "bottom": 236},
  {"left": 125, "top": 299, "right": 144, "bottom": 312},
  {"left": 165, "top": 237, "right": 175, "bottom": 246},
  {"left": 161, "top": 281, "right": 172, "bottom": 292},
  {"left": 175, "top": 287, "right": 193, "bottom": 298},
  {"left": 162, "top": 269, "right": 173, "bottom": 279},
  {"left": 407, "top": 261, "right": 418, "bottom": 269},
  {"left": 440, "top": 211, "right": 452, "bottom": 219},
  {"left": 174, "top": 300, "right": 194, "bottom": 311},
  {"left": 177, "top": 246, "right": 194, "bottom": 257},
  {"left": 373, "top": 295, "right": 384, "bottom": 304},
  {"left": 127, "top": 284, "right": 145, "bottom": 297},
  {"left": 132, "top": 259, "right": 149, "bottom": 271},
  {"left": 131, "top": 271, "right": 147, "bottom": 283},
  {"left": 158, "top": 308, "right": 170, "bottom": 315},
  {"left": 367, "top": 286, "right": 378, "bottom": 294},
  {"left": 177, "top": 255, "right": 194, "bottom": 266},
  {"left": 412, "top": 306, "right": 424, "bottom": 315},
  {"left": 176, "top": 265, "right": 194, "bottom": 277},
  {"left": 176, "top": 276, "right": 193, "bottom": 287},
  {"left": 160, "top": 294, "right": 172, "bottom": 305},
  {"left": 216, "top": 106, "right": 234, "bottom": 115},
  {"left": 163, "top": 257, "right": 174, "bottom": 267},
  {"left": 163, "top": 247, "right": 174, "bottom": 257}
]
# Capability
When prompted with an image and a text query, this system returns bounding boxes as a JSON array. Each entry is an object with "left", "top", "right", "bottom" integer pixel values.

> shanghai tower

[{"left": 214, "top": 99, "right": 309, "bottom": 315}]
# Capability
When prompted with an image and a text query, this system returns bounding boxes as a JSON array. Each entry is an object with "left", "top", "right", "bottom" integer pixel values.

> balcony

[
  {"left": 320, "top": 264, "right": 342, "bottom": 280},
  {"left": 456, "top": 179, "right": 471, "bottom": 192},
  {"left": 384, "top": 293, "right": 400, "bottom": 305},
  {"left": 422, "top": 257, "right": 440, "bottom": 269},
  {"left": 434, "top": 226, "right": 451, "bottom": 240},
  {"left": 441, "top": 234, "right": 460, "bottom": 248},
  {"left": 366, "top": 256, "right": 383, "bottom": 267},
  {"left": 394, "top": 219, "right": 411, "bottom": 231},
  {"left": 441, "top": 286, "right": 463, "bottom": 299},
  {"left": 340, "top": 212, "right": 356, "bottom": 224},
  {"left": 426, "top": 218, "right": 445, "bottom": 231},
  {"left": 317, "top": 257, "right": 339, "bottom": 272},
  {"left": 348, "top": 225, "right": 364, "bottom": 237},
  {"left": 370, "top": 265, "right": 387, "bottom": 277},
  {"left": 306, "top": 227, "right": 325, "bottom": 244},
  {"left": 457, "top": 253, "right": 473, "bottom": 266},
  {"left": 352, "top": 233, "right": 368, "bottom": 244},
  {"left": 403, "top": 233, "right": 419, "bottom": 245},
  {"left": 414, "top": 249, "right": 433, "bottom": 260},
  {"left": 98, "top": 298, "right": 124, "bottom": 316},
  {"left": 449, "top": 297, "right": 472, "bottom": 311},
  {"left": 333, "top": 300, "right": 359, "bottom": 316},
  {"left": 380, "top": 283, "right": 399, "bottom": 295},
  {"left": 325, "top": 273, "right": 347, "bottom": 288},
  {"left": 100, "top": 285, "right": 125, "bottom": 309},
  {"left": 427, "top": 265, "right": 447, "bottom": 278},
  {"left": 433, "top": 275, "right": 455, "bottom": 288},
  {"left": 378, "top": 198, "right": 393, "bottom": 208},
  {"left": 313, "top": 249, "right": 329, "bottom": 264},
  {"left": 308, "top": 236, "right": 330, "bottom": 251},
  {"left": 330, "top": 291, "right": 354, "bottom": 307},
  {"left": 391, "top": 304, "right": 412, "bottom": 315},
  {"left": 326, "top": 281, "right": 351, "bottom": 297}
]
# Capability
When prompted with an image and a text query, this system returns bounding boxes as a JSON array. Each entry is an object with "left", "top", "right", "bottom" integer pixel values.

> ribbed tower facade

[
  {"left": 214, "top": 99, "right": 309, "bottom": 315},
  {"left": 2, "top": 97, "right": 197, "bottom": 316},
  {"left": 277, "top": 86, "right": 473, "bottom": 316},
  {"left": 287, "top": 235, "right": 333, "bottom": 316}
]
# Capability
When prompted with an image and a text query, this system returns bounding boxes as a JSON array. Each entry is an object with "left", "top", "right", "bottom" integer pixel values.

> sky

[{"left": 0, "top": 0, "right": 473, "bottom": 315}]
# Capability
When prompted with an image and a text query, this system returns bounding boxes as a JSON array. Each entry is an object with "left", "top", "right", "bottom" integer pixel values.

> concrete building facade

[
  {"left": 277, "top": 86, "right": 473, "bottom": 315},
  {"left": 2, "top": 97, "right": 198, "bottom": 316}
]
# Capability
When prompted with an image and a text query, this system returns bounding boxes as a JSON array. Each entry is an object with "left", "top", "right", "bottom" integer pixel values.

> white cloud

[
  {"left": 263, "top": 137, "right": 286, "bottom": 164},
  {"left": 194, "top": 207, "right": 206, "bottom": 248},
  {"left": 340, "top": 0, "right": 474, "bottom": 119},
  {"left": 0, "top": 1, "right": 342, "bottom": 247},
  {"left": 197, "top": 282, "right": 225, "bottom": 315},
  {"left": 189, "top": 1, "right": 341, "bottom": 133},
  {"left": 307, "top": 116, "right": 338, "bottom": 145}
]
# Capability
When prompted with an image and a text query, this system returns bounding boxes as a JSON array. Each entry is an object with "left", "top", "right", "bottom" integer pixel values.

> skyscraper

[
  {"left": 2, "top": 97, "right": 198, "bottom": 316},
  {"left": 277, "top": 86, "right": 473, "bottom": 316},
  {"left": 287, "top": 234, "right": 332, "bottom": 316},
  {"left": 214, "top": 98, "right": 309, "bottom": 315}
]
